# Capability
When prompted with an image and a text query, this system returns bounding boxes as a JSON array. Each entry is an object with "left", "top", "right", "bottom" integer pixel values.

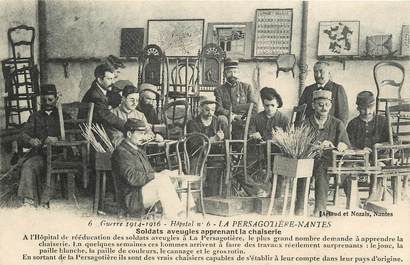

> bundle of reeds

[
  {"left": 80, "top": 123, "right": 114, "bottom": 153},
  {"left": 271, "top": 125, "right": 319, "bottom": 159}
]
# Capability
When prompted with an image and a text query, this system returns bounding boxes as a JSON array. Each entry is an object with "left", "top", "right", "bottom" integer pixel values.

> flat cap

[
  {"left": 313, "top": 89, "right": 332, "bottom": 101},
  {"left": 122, "top": 85, "right": 139, "bottom": 98},
  {"left": 260, "top": 87, "right": 283, "bottom": 108},
  {"left": 356, "top": 91, "right": 376, "bottom": 107},
  {"left": 40, "top": 84, "right": 57, "bottom": 96},
  {"left": 126, "top": 118, "right": 146, "bottom": 131},
  {"left": 224, "top": 58, "right": 239, "bottom": 70}
]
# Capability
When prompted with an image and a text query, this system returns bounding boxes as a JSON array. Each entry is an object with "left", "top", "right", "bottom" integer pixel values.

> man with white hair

[{"left": 298, "top": 61, "right": 349, "bottom": 124}]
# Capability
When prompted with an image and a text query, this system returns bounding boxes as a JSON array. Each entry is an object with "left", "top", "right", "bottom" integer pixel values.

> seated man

[
  {"left": 18, "top": 84, "right": 63, "bottom": 207},
  {"left": 187, "top": 99, "right": 229, "bottom": 196},
  {"left": 249, "top": 86, "right": 289, "bottom": 141},
  {"left": 111, "top": 119, "right": 183, "bottom": 218},
  {"left": 297, "top": 90, "right": 350, "bottom": 215},
  {"left": 137, "top": 83, "right": 161, "bottom": 125},
  {"left": 110, "top": 85, "right": 163, "bottom": 148},
  {"left": 347, "top": 91, "right": 389, "bottom": 201}
]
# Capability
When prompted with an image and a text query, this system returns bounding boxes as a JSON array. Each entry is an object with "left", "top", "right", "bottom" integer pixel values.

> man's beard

[
  {"left": 43, "top": 104, "right": 54, "bottom": 111},
  {"left": 227, "top": 76, "right": 238, "bottom": 85}
]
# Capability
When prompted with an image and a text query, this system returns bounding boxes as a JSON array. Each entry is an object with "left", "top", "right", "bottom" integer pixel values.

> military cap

[
  {"left": 199, "top": 99, "right": 218, "bottom": 107},
  {"left": 126, "top": 118, "right": 146, "bottom": 131},
  {"left": 40, "top": 84, "right": 57, "bottom": 96},
  {"left": 260, "top": 87, "right": 283, "bottom": 108},
  {"left": 313, "top": 89, "right": 332, "bottom": 101},
  {"left": 224, "top": 58, "right": 239, "bottom": 70},
  {"left": 356, "top": 91, "right": 376, "bottom": 107},
  {"left": 122, "top": 85, "right": 139, "bottom": 98}
]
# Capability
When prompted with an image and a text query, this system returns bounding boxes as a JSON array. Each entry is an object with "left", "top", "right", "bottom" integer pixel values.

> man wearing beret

[
  {"left": 249, "top": 87, "right": 289, "bottom": 141},
  {"left": 81, "top": 64, "right": 135, "bottom": 133},
  {"left": 214, "top": 58, "right": 257, "bottom": 139},
  {"left": 298, "top": 61, "right": 349, "bottom": 124},
  {"left": 137, "top": 83, "right": 161, "bottom": 125},
  {"left": 111, "top": 118, "right": 183, "bottom": 218},
  {"left": 296, "top": 90, "right": 350, "bottom": 215},
  {"left": 347, "top": 91, "right": 389, "bottom": 201},
  {"left": 18, "top": 84, "right": 64, "bottom": 207},
  {"left": 110, "top": 85, "right": 163, "bottom": 148}
]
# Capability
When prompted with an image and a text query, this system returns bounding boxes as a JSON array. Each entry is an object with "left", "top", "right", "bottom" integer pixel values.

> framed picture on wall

[
  {"left": 318, "top": 21, "right": 360, "bottom": 56},
  {"left": 206, "top": 22, "right": 253, "bottom": 59},
  {"left": 253, "top": 9, "right": 293, "bottom": 57},
  {"left": 147, "top": 19, "right": 204, "bottom": 57}
]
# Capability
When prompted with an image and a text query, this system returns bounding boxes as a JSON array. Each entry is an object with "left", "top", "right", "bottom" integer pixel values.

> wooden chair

[
  {"left": 162, "top": 100, "right": 189, "bottom": 140},
  {"left": 373, "top": 61, "right": 407, "bottom": 115},
  {"left": 327, "top": 149, "right": 380, "bottom": 209},
  {"left": 275, "top": 54, "right": 296, "bottom": 78},
  {"left": 224, "top": 103, "right": 254, "bottom": 197},
  {"left": 166, "top": 56, "right": 201, "bottom": 117},
  {"left": 374, "top": 100, "right": 410, "bottom": 204},
  {"left": 199, "top": 43, "right": 225, "bottom": 92},
  {"left": 290, "top": 104, "right": 307, "bottom": 128},
  {"left": 173, "top": 133, "right": 211, "bottom": 218},
  {"left": 45, "top": 102, "right": 94, "bottom": 203}
]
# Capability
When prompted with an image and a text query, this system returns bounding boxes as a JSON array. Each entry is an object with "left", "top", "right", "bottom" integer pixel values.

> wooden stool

[
  {"left": 267, "top": 156, "right": 314, "bottom": 216},
  {"left": 93, "top": 152, "right": 114, "bottom": 214}
]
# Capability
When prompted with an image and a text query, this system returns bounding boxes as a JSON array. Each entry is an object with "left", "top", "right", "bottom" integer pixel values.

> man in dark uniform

[
  {"left": 296, "top": 90, "right": 350, "bottom": 215},
  {"left": 18, "top": 84, "right": 62, "bottom": 207},
  {"left": 249, "top": 87, "right": 289, "bottom": 141},
  {"left": 137, "top": 83, "right": 161, "bottom": 125},
  {"left": 298, "top": 61, "right": 349, "bottom": 124},
  {"left": 347, "top": 91, "right": 389, "bottom": 201},
  {"left": 214, "top": 58, "right": 257, "bottom": 139},
  {"left": 81, "top": 64, "right": 133, "bottom": 132},
  {"left": 111, "top": 119, "right": 183, "bottom": 218}
]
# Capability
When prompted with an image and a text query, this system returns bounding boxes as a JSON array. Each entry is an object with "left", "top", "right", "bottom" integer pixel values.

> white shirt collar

[{"left": 317, "top": 80, "right": 330, "bottom": 88}]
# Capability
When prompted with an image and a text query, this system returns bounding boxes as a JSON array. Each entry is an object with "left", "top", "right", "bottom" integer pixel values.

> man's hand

[
  {"left": 250, "top": 132, "right": 262, "bottom": 140},
  {"left": 155, "top": 133, "right": 164, "bottom": 143},
  {"left": 337, "top": 142, "right": 348, "bottom": 152},
  {"left": 231, "top": 113, "right": 242, "bottom": 121},
  {"left": 44, "top": 136, "right": 59, "bottom": 144},
  {"left": 29, "top": 138, "right": 42, "bottom": 147},
  {"left": 320, "top": 140, "right": 335, "bottom": 149},
  {"left": 216, "top": 129, "right": 224, "bottom": 141}
]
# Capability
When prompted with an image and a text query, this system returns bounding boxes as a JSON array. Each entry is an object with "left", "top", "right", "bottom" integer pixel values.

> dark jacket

[
  {"left": 347, "top": 115, "right": 389, "bottom": 149},
  {"left": 111, "top": 139, "right": 155, "bottom": 216},
  {"left": 214, "top": 81, "right": 257, "bottom": 117},
  {"left": 249, "top": 110, "right": 289, "bottom": 141},
  {"left": 137, "top": 101, "right": 160, "bottom": 125},
  {"left": 81, "top": 80, "right": 126, "bottom": 131},
  {"left": 298, "top": 80, "right": 349, "bottom": 124}
]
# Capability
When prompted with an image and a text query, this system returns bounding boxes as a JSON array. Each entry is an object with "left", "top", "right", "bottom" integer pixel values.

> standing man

[
  {"left": 297, "top": 90, "right": 350, "bottom": 216},
  {"left": 214, "top": 58, "right": 257, "bottom": 138},
  {"left": 81, "top": 64, "right": 133, "bottom": 132},
  {"left": 18, "top": 84, "right": 62, "bottom": 207},
  {"left": 298, "top": 61, "right": 349, "bottom": 124},
  {"left": 105, "top": 55, "right": 127, "bottom": 109}
]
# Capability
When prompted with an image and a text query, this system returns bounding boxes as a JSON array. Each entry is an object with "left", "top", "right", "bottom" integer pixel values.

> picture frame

[
  {"left": 206, "top": 22, "right": 253, "bottom": 60},
  {"left": 147, "top": 19, "right": 205, "bottom": 57},
  {"left": 253, "top": 9, "right": 293, "bottom": 57},
  {"left": 317, "top": 21, "right": 360, "bottom": 56}
]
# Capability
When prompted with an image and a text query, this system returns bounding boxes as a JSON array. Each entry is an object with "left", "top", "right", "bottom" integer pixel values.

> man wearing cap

[
  {"left": 81, "top": 64, "right": 134, "bottom": 133},
  {"left": 347, "top": 91, "right": 389, "bottom": 201},
  {"left": 214, "top": 58, "right": 257, "bottom": 138},
  {"left": 296, "top": 89, "right": 350, "bottom": 215},
  {"left": 249, "top": 87, "right": 289, "bottom": 141},
  {"left": 298, "top": 61, "right": 349, "bottom": 124},
  {"left": 111, "top": 118, "right": 184, "bottom": 218},
  {"left": 110, "top": 85, "right": 163, "bottom": 148},
  {"left": 137, "top": 83, "right": 161, "bottom": 125},
  {"left": 17, "top": 84, "right": 65, "bottom": 207}
]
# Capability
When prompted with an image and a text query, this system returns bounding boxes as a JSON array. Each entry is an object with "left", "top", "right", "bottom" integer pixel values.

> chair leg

[
  {"left": 303, "top": 177, "right": 311, "bottom": 217},
  {"left": 347, "top": 175, "right": 358, "bottom": 209},
  {"left": 81, "top": 145, "right": 88, "bottom": 189},
  {"left": 282, "top": 177, "right": 290, "bottom": 216},
  {"left": 200, "top": 181, "right": 205, "bottom": 218},
  {"left": 93, "top": 172, "right": 101, "bottom": 214},
  {"left": 267, "top": 174, "right": 278, "bottom": 215},
  {"left": 101, "top": 171, "right": 107, "bottom": 211},
  {"left": 66, "top": 173, "right": 75, "bottom": 202},
  {"left": 289, "top": 177, "right": 298, "bottom": 216},
  {"left": 334, "top": 174, "right": 340, "bottom": 206},
  {"left": 186, "top": 182, "right": 191, "bottom": 219},
  {"left": 392, "top": 175, "right": 401, "bottom": 204}
]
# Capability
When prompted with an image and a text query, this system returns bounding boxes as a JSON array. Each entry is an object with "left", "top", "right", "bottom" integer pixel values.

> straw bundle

[
  {"left": 80, "top": 123, "right": 114, "bottom": 153},
  {"left": 271, "top": 125, "right": 319, "bottom": 159}
]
